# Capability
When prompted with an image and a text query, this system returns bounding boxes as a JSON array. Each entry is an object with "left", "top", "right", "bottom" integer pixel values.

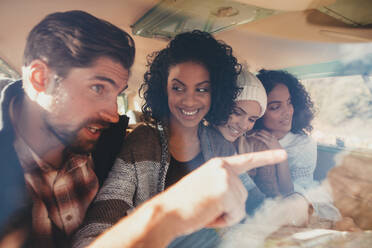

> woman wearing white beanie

[
  {"left": 216, "top": 64, "right": 293, "bottom": 201},
  {"left": 217, "top": 64, "right": 267, "bottom": 142},
  {"left": 199, "top": 64, "right": 290, "bottom": 218}
]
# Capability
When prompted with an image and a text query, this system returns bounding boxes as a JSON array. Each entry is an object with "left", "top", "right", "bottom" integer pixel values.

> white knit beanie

[{"left": 235, "top": 64, "right": 267, "bottom": 117}]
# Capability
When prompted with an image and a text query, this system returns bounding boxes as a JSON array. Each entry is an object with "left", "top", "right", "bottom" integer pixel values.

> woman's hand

[
  {"left": 88, "top": 150, "right": 288, "bottom": 248},
  {"left": 251, "top": 129, "right": 294, "bottom": 195},
  {"left": 252, "top": 130, "right": 283, "bottom": 150}
]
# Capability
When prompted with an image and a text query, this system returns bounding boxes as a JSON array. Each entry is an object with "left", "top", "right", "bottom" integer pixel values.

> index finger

[{"left": 221, "top": 149, "right": 287, "bottom": 174}]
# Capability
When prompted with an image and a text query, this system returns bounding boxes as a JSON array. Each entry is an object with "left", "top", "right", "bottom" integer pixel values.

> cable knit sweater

[
  {"left": 279, "top": 132, "right": 341, "bottom": 220},
  {"left": 278, "top": 132, "right": 317, "bottom": 194}
]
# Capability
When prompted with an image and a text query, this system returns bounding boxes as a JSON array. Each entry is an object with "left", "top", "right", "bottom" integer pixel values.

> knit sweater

[
  {"left": 278, "top": 132, "right": 317, "bottom": 194},
  {"left": 201, "top": 126, "right": 266, "bottom": 215},
  {"left": 237, "top": 135, "right": 282, "bottom": 198},
  {"left": 239, "top": 132, "right": 318, "bottom": 196},
  {"left": 279, "top": 132, "right": 341, "bottom": 220},
  {"left": 167, "top": 126, "right": 267, "bottom": 248},
  {"left": 199, "top": 125, "right": 257, "bottom": 192},
  {"left": 72, "top": 122, "right": 238, "bottom": 248}
]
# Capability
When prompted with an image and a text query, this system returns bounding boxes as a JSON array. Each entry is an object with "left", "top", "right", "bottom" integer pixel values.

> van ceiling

[
  {"left": 131, "top": 0, "right": 372, "bottom": 40},
  {"left": 0, "top": 0, "right": 371, "bottom": 96}
]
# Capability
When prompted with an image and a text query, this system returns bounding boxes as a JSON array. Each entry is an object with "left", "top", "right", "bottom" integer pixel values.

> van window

[{"left": 302, "top": 75, "right": 372, "bottom": 150}]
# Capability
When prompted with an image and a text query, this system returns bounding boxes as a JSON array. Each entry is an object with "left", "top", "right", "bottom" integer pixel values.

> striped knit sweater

[{"left": 72, "top": 122, "right": 244, "bottom": 248}]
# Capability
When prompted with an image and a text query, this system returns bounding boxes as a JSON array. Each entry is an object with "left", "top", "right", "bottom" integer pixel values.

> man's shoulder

[
  {"left": 0, "top": 79, "right": 11, "bottom": 93},
  {"left": 0, "top": 80, "right": 22, "bottom": 96},
  {"left": 0, "top": 80, "right": 22, "bottom": 131},
  {"left": 0, "top": 131, "right": 29, "bottom": 233}
]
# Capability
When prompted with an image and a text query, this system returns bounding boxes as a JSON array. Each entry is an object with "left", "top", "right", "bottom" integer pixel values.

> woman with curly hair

[
  {"left": 72, "top": 30, "right": 241, "bottom": 248},
  {"left": 251, "top": 69, "right": 316, "bottom": 195}
]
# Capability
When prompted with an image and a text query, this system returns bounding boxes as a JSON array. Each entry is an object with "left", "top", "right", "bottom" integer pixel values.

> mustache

[{"left": 82, "top": 118, "right": 112, "bottom": 130}]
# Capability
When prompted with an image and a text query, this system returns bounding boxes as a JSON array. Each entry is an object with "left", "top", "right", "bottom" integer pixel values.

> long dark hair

[{"left": 255, "top": 69, "right": 315, "bottom": 134}]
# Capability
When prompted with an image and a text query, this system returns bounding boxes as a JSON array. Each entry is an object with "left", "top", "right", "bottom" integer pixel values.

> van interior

[{"left": 1, "top": 0, "right": 372, "bottom": 244}]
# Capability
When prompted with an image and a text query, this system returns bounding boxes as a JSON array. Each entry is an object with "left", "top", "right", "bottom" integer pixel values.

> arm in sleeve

[
  {"left": 238, "top": 136, "right": 284, "bottom": 197},
  {"left": 289, "top": 136, "right": 317, "bottom": 194},
  {"left": 72, "top": 156, "right": 137, "bottom": 248},
  {"left": 287, "top": 136, "right": 340, "bottom": 220}
]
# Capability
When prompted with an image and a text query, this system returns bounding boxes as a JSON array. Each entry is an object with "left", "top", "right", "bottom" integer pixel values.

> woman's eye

[
  {"left": 197, "top": 87, "right": 209, "bottom": 93},
  {"left": 91, "top": 85, "right": 104, "bottom": 94},
  {"left": 232, "top": 109, "right": 242, "bottom": 116},
  {"left": 248, "top": 118, "right": 256, "bottom": 123},
  {"left": 172, "top": 85, "right": 183, "bottom": 92},
  {"left": 269, "top": 104, "right": 280, "bottom": 111}
]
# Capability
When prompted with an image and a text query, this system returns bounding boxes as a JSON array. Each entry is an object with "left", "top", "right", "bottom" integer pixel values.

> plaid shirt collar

[{"left": 10, "top": 96, "right": 99, "bottom": 247}]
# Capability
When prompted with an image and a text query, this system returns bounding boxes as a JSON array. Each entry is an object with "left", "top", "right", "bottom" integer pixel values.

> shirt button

[{"left": 66, "top": 215, "right": 73, "bottom": 221}]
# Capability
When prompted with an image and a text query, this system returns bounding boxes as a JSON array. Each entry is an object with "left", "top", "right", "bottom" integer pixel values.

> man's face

[{"left": 44, "top": 57, "right": 129, "bottom": 154}]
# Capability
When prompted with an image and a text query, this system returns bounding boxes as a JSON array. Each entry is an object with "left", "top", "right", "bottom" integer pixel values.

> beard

[
  {"left": 64, "top": 133, "right": 97, "bottom": 154},
  {"left": 43, "top": 114, "right": 110, "bottom": 154}
]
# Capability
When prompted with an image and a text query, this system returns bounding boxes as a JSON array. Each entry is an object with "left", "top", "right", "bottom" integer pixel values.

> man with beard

[
  {"left": 0, "top": 10, "right": 286, "bottom": 248},
  {"left": 0, "top": 10, "right": 134, "bottom": 247}
]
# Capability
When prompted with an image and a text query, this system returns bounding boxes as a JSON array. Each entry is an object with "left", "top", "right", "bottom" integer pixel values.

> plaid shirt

[{"left": 13, "top": 133, "right": 99, "bottom": 247}]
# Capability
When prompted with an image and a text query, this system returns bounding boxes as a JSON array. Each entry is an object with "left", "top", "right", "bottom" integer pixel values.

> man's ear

[{"left": 28, "top": 60, "right": 51, "bottom": 93}]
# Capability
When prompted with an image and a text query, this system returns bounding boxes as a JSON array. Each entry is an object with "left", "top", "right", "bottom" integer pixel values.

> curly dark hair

[
  {"left": 254, "top": 69, "right": 315, "bottom": 134},
  {"left": 139, "top": 30, "right": 241, "bottom": 126}
]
